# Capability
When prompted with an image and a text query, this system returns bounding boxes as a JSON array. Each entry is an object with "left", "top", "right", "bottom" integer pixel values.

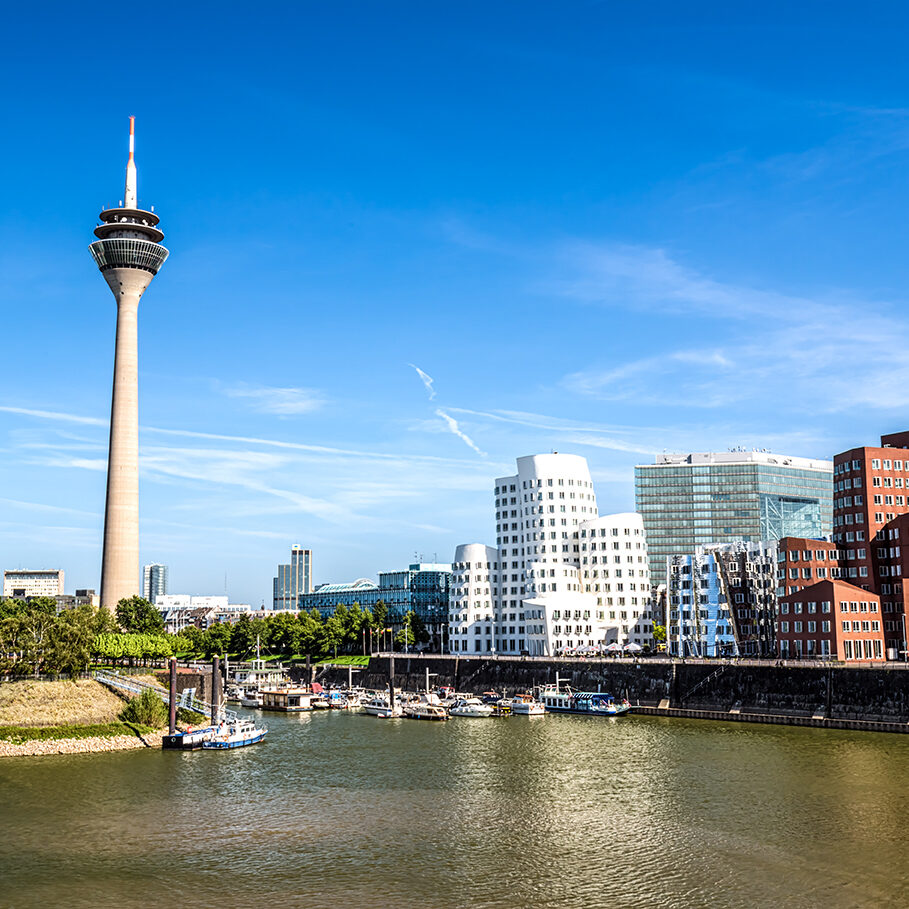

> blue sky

[{"left": 3, "top": 2, "right": 909, "bottom": 604}]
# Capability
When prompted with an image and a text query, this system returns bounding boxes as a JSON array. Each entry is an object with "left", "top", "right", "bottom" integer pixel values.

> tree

[
  {"left": 116, "top": 597, "right": 164, "bottom": 635},
  {"left": 395, "top": 623, "right": 415, "bottom": 649},
  {"left": 297, "top": 609, "right": 323, "bottom": 656},
  {"left": 321, "top": 614, "right": 344, "bottom": 659},
  {"left": 201, "top": 622, "right": 232, "bottom": 657},
  {"left": 409, "top": 612, "right": 430, "bottom": 647},
  {"left": 652, "top": 624, "right": 667, "bottom": 645},
  {"left": 267, "top": 612, "right": 301, "bottom": 655}
]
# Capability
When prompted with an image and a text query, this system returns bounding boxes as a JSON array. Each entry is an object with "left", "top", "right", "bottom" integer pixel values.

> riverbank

[
  {"left": 0, "top": 677, "right": 166, "bottom": 757},
  {"left": 0, "top": 727, "right": 163, "bottom": 758}
]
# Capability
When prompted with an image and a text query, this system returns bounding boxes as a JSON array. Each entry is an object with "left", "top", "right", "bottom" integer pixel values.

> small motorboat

[
  {"left": 238, "top": 687, "right": 261, "bottom": 708},
  {"left": 404, "top": 696, "right": 448, "bottom": 721},
  {"left": 509, "top": 693, "right": 546, "bottom": 716},
  {"left": 202, "top": 716, "right": 267, "bottom": 750},
  {"left": 449, "top": 697, "right": 493, "bottom": 718},
  {"left": 310, "top": 695, "right": 331, "bottom": 709},
  {"left": 362, "top": 695, "right": 402, "bottom": 718}
]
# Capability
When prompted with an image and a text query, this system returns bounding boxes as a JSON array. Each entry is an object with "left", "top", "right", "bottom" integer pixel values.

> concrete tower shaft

[{"left": 90, "top": 118, "right": 169, "bottom": 609}]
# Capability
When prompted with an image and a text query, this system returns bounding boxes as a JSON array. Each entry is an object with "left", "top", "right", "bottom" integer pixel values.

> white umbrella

[
  {"left": 605, "top": 643, "right": 622, "bottom": 652},
  {"left": 623, "top": 642, "right": 643, "bottom": 652}
]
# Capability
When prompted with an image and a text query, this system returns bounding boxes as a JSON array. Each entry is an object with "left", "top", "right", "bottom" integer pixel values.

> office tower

[
  {"left": 272, "top": 546, "right": 312, "bottom": 609},
  {"left": 635, "top": 450, "right": 832, "bottom": 587},
  {"left": 142, "top": 563, "right": 168, "bottom": 602},
  {"left": 89, "top": 118, "right": 169, "bottom": 608}
]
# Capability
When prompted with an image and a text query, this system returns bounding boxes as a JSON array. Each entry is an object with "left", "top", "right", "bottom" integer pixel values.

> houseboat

[
  {"left": 258, "top": 686, "right": 314, "bottom": 712},
  {"left": 539, "top": 684, "right": 632, "bottom": 717}
]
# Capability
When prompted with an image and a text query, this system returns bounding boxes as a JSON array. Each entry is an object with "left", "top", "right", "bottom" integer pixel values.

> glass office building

[{"left": 636, "top": 451, "right": 833, "bottom": 587}]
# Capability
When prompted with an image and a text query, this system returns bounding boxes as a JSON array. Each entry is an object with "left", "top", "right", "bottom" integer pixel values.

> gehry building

[{"left": 449, "top": 453, "right": 654, "bottom": 655}]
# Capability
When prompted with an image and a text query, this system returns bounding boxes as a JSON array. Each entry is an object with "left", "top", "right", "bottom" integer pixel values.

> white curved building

[
  {"left": 450, "top": 453, "right": 654, "bottom": 655},
  {"left": 449, "top": 544, "right": 499, "bottom": 653},
  {"left": 578, "top": 512, "right": 654, "bottom": 648}
]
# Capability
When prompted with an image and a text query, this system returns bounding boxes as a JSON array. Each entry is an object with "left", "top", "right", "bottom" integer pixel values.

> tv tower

[{"left": 89, "top": 118, "right": 169, "bottom": 609}]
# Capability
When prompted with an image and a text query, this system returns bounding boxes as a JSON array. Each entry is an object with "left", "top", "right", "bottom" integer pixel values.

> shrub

[
  {"left": 119, "top": 690, "right": 167, "bottom": 727},
  {"left": 176, "top": 707, "right": 207, "bottom": 726}
]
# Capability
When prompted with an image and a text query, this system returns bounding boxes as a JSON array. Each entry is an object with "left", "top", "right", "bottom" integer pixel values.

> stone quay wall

[{"left": 313, "top": 655, "right": 909, "bottom": 728}]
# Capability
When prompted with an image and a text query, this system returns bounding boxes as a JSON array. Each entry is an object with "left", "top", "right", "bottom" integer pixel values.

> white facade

[
  {"left": 3, "top": 569, "right": 64, "bottom": 599},
  {"left": 450, "top": 453, "right": 654, "bottom": 656},
  {"left": 578, "top": 512, "right": 654, "bottom": 648}
]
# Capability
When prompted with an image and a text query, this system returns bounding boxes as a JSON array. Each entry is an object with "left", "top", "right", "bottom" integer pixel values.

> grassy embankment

[{"left": 0, "top": 678, "right": 160, "bottom": 742}]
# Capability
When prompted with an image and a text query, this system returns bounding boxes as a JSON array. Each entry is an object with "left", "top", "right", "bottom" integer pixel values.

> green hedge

[{"left": 0, "top": 722, "right": 155, "bottom": 743}]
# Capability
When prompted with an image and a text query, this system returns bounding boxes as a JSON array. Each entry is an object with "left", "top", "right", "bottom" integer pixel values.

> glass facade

[{"left": 636, "top": 455, "right": 833, "bottom": 587}]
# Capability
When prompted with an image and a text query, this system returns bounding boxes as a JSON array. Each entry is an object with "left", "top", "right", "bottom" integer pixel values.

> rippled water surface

[{"left": 2, "top": 711, "right": 908, "bottom": 908}]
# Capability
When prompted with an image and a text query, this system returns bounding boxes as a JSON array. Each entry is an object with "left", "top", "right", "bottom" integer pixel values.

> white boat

[
  {"left": 539, "top": 684, "right": 632, "bottom": 717},
  {"left": 362, "top": 695, "right": 402, "bottom": 718},
  {"left": 509, "top": 693, "right": 546, "bottom": 716},
  {"left": 448, "top": 697, "right": 493, "bottom": 718},
  {"left": 310, "top": 695, "right": 331, "bottom": 709},
  {"left": 202, "top": 716, "right": 267, "bottom": 749},
  {"left": 238, "top": 688, "right": 261, "bottom": 708},
  {"left": 329, "top": 690, "right": 362, "bottom": 709},
  {"left": 403, "top": 696, "right": 448, "bottom": 721}
]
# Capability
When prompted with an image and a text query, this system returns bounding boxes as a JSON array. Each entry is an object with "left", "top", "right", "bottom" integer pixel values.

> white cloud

[
  {"left": 434, "top": 409, "right": 486, "bottom": 457},
  {"left": 222, "top": 383, "right": 325, "bottom": 415},
  {"left": 409, "top": 364, "right": 437, "bottom": 400}
]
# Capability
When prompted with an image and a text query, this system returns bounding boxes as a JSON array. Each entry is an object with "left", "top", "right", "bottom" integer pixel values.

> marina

[{"left": 3, "top": 707, "right": 908, "bottom": 908}]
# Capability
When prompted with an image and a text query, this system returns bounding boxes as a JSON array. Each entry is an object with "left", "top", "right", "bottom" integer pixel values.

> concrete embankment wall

[{"left": 309, "top": 655, "right": 909, "bottom": 732}]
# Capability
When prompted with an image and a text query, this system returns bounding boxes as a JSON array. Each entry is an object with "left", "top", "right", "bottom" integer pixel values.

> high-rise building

[
  {"left": 272, "top": 546, "right": 313, "bottom": 609},
  {"left": 3, "top": 569, "right": 64, "bottom": 599},
  {"left": 635, "top": 450, "right": 833, "bottom": 587},
  {"left": 89, "top": 118, "right": 169, "bottom": 608},
  {"left": 449, "top": 453, "right": 653, "bottom": 656},
  {"left": 142, "top": 563, "right": 168, "bottom": 602}
]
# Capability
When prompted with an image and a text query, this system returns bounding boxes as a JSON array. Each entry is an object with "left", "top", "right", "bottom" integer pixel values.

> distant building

[
  {"left": 272, "top": 545, "right": 312, "bottom": 609},
  {"left": 635, "top": 450, "right": 833, "bottom": 587},
  {"left": 298, "top": 579, "right": 381, "bottom": 614},
  {"left": 155, "top": 595, "right": 252, "bottom": 634},
  {"left": 3, "top": 569, "right": 64, "bottom": 599},
  {"left": 142, "top": 563, "right": 168, "bottom": 602},
  {"left": 378, "top": 563, "right": 451, "bottom": 648}
]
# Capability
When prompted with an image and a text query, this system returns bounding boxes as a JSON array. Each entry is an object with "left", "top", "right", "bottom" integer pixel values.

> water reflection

[{"left": 1, "top": 712, "right": 908, "bottom": 908}]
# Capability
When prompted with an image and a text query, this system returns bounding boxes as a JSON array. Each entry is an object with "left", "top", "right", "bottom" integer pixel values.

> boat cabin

[{"left": 259, "top": 687, "right": 313, "bottom": 711}]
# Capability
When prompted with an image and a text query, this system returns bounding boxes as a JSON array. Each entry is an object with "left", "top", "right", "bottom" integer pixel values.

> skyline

[{"left": 4, "top": 3, "right": 909, "bottom": 603}]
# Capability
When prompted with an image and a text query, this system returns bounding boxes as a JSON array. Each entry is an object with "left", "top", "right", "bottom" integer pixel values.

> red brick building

[
  {"left": 776, "top": 580, "right": 885, "bottom": 661},
  {"left": 777, "top": 537, "right": 840, "bottom": 597}
]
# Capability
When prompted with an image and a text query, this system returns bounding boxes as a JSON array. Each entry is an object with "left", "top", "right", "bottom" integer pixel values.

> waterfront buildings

[
  {"left": 776, "top": 580, "right": 884, "bottom": 661},
  {"left": 666, "top": 542, "right": 776, "bottom": 657},
  {"left": 298, "top": 563, "right": 452, "bottom": 648},
  {"left": 272, "top": 545, "right": 313, "bottom": 610},
  {"left": 155, "top": 595, "right": 252, "bottom": 633},
  {"left": 635, "top": 450, "right": 833, "bottom": 587},
  {"left": 777, "top": 429, "right": 909, "bottom": 660},
  {"left": 449, "top": 453, "right": 655, "bottom": 656},
  {"left": 90, "top": 119, "right": 169, "bottom": 609},
  {"left": 142, "top": 563, "right": 168, "bottom": 602},
  {"left": 3, "top": 569, "right": 64, "bottom": 599}
]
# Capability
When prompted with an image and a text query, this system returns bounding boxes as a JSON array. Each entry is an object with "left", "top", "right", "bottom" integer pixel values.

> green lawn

[
  {"left": 315, "top": 655, "right": 370, "bottom": 667},
  {"left": 0, "top": 722, "right": 156, "bottom": 743}
]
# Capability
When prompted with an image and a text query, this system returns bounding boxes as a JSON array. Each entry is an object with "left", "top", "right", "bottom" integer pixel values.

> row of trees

[
  {"left": 181, "top": 601, "right": 429, "bottom": 659},
  {"left": 0, "top": 594, "right": 431, "bottom": 676}
]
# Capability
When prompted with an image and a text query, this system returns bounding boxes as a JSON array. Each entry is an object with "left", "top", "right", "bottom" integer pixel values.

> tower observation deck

[{"left": 90, "top": 118, "right": 169, "bottom": 609}]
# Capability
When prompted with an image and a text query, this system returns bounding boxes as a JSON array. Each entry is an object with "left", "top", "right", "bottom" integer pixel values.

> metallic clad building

[
  {"left": 90, "top": 119, "right": 168, "bottom": 608},
  {"left": 635, "top": 450, "right": 832, "bottom": 588}
]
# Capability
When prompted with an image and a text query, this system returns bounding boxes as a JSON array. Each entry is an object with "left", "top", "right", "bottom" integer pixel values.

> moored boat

[
  {"left": 362, "top": 694, "right": 402, "bottom": 718},
  {"left": 202, "top": 716, "right": 267, "bottom": 749},
  {"left": 449, "top": 697, "right": 493, "bottom": 718},
  {"left": 509, "top": 693, "right": 546, "bottom": 716},
  {"left": 539, "top": 685, "right": 631, "bottom": 717}
]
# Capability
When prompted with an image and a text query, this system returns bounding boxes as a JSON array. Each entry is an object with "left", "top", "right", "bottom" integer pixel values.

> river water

[{"left": 1, "top": 710, "right": 908, "bottom": 909}]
